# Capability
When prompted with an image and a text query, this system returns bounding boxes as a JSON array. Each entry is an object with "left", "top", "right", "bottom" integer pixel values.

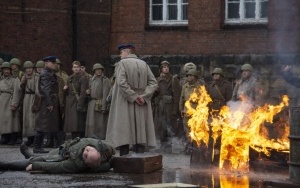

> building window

[
  {"left": 150, "top": 0, "right": 188, "bottom": 26},
  {"left": 225, "top": 0, "right": 268, "bottom": 24}
]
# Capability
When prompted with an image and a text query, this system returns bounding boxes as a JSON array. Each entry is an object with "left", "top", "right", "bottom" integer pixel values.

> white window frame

[
  {"left": 149, "top": 0, "right": 188, "bottom": 26},
  {"left": 225, "top": 0, "right": 268, "bottom": 24}
]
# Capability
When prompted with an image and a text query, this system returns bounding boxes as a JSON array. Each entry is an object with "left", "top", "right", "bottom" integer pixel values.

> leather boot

[
  {"left": 20, "top": 142, "right": 34, "bottom": 159},
  {"left": 8, "top": 133, "right": 18, "bottom": 145},
  {"left": 119, "top": 144, "right": 129, "bottom": 156},
  {"left": 25, "top": 136, "right": 34, "bottom": 147},
  {"left": 42, "top": 133, "right": 54, "bottom": 148},
  {"left": 33, "top": 132, "right": 49, "bottom": 153},
  {"left": 0, "top": 159, "right": 29, "bottom": 171},
  {"left": 135, "top": 144, "right": 145, "bottom": 153},
  {"left": 0, "top": 134, "right": 10, "bottom": 145}
]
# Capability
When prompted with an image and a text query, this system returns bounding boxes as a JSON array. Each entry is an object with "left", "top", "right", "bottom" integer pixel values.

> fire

[{"left": 186, "top": 86, "right": 289, "bottom": 171}]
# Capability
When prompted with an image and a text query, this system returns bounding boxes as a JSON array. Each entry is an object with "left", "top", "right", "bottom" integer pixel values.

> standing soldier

[
  {"left": 34, "top": 56, "right": 61, "bottom": 153},
  {"left": 10, "top": 58, "right": 24, "bottom": 144},
  {"left": 106, "top": 44, "right": 158, "bottom": 156},
  {"left": 179, "top": 69, "right": 204, "bottom": 145},
  {"left": 0, "top": 58, "right": 4, "bottom": 76},
  {"left": 20, "top": 61, "right": 39, "bottom": 146},
  {"left": 35, "top": 60, "right": 45, "bottom": 74},
  {"left": 0, "top": 62, "right": 21, "bottom": 145},
  {"left": 180, "top": 62, "right": 197, "bottom": 87},
  {"left": 64, "top": 61, "right": 88, "bottom": 139},
  {"left": 206, "top": 68, "right": 233, "bottom": 115},
  {"left": 206, "top": 68, "right": 233, "bottom": 165},
  {"left": 43, "top": 59, "right": 68, "bottom": 147},
  {"left": 152, "top": 60, "right": 180, "bottom": 152},
  {"left": 85, "top": 63, "right": 111, "bottom": 139},
  {"left": 80, "top": 61, "right": 92, "bottom": 79}
]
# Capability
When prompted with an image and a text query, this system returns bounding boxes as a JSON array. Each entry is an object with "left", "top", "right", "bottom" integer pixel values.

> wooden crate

[{"left": 113, "top": 153, "right": 162, "bottom": 174}]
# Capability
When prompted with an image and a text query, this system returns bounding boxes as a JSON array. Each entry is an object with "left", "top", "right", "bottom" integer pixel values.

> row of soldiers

[
  {"left": 152, "top": 61, "right": 258, "bottom": 154},
  {"left": 0, "top": 57, "right": 111, "bottom": 154}
]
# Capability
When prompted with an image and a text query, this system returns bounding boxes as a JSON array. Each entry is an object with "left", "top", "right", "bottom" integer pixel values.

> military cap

[
  {"left": 10, "top": 58, "right": 21, "bottom": 66},
  {"left": 35, "top": 60, "right": 45, "bottom": 68},
  {"left": 212, "top": 68, "right": 224, "bottom": 76},
  {"left": 117, "top": 44, "right": 135, "bottom": 51},
  {"left": 0, "top": 58, "right": 4, "bottom": 65},
  {"left": 93, "top": 63, "right": 104, "bottom": 71},
  {"left": 160, "top": 60, "right": 170, "bottom": 67},
  {"left": 1, "top": 62, "right": 11, "bottom": 69},
  {"left": 72, "top": 61, "right": 81, "bottom": 66},
  {"left": 23, "top": 61, "right": 34, "bottom": 68},
  {"left": 42, "top": 55, "right": 57, "bottom": 63},
  {"left": 183, "top": 62, "right": 196, "bottom": 73}
]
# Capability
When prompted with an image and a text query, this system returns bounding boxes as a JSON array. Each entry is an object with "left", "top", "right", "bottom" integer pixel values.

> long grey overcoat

[
  {"left": 85, "top": 75, "right": 111, "bottom": 139},
  {"left": 21, "top": 73, "right": 39, "bottom": 137},
  {"left": 106, "top": 54, "right": 158, "bottom": 148},
  {"left": 0, "top": 75, "right": 20, "bottom": 134}
]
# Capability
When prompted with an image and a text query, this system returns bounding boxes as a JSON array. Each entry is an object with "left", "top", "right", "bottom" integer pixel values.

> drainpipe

[
  {"left": 289, "top": 107, "right": 300, "bottom": 184},
  {"left": 72, "top": 0, "right": 78, "bottom": 60}
]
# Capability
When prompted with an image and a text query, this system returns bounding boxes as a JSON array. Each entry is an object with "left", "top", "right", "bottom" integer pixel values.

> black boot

[
  {"left": 0, "top": 134, "right": 10, "bottom": 145},
  {"left": 119, "top": 144, "right": 129, "bottom": 156},
  {"left": 42, "top": 133, "right": 54, "bottom": 148},
  {"left": 0, "top": 159, "right": 29, "bottom": 171},
  {"left": 8, "top": 133, "right": 18, "bottom": 145},
  {"left": 25, "top": 136, "right": 34, "bottom": 147},
  {"left": 20, "top": 142, "right": 34, "bottom": 159},
  {"left": 135, "top": 144, "right": 145, "bottom": 153},
  {"left": 33, "top": 132, "right": 49, "bottom": 153}
]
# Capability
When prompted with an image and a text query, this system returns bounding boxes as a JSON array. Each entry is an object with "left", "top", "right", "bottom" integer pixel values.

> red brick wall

[
  {"left": 0, "top": 0, "right": 111, "bottom": 73},
  {"left": 109, "top": 0, "right": 300, "bottom": 56}
]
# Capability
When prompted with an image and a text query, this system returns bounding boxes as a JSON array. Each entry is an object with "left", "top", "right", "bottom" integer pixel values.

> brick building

[
  {"left": 1, "top": 0, "right": 300, "bottom": 100},
  {"left": 0, "top": 0, "right": 111, "bottom": 73}
]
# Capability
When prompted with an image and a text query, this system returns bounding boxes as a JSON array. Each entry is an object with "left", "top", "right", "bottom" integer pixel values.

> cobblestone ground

[{"left": 0, "top": 145, "right": 291, "bottom": 188}]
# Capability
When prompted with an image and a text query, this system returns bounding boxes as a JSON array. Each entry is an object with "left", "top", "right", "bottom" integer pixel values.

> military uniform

[
  {"left": 232, "top": 75, "right": 258, "bottom": 103},
  {"left": 179, "top": 80, "right": 204, "bottom": 137},
  {"left": 64, "top": 73, "right": 88, "bottom": 138},
  {"left": 153, "top": 73, "right": 180, "bottom": 144},
  {"left": 0, "top": 72, "right": 21, "bottom": 144},
  {"left": 206, "top": 78, "right": 233, "bottom": 113},
  {"left": 85, "top": 74, "right": 111, "bottom": 139},
  {"left": 0, "top": 137, "right": 115, "bottom": 174}
]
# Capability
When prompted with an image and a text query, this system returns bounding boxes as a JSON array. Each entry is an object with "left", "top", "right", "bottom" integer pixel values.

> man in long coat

[
  {"left": 34, "top": 56, "right": 61, "bottom": 153},
  {"left": 0, "top": 62, "right": 20, "bottom": 145},
  {"left": 106, "top": 44, "right": 158, "bottom": 156},
  {"left": 20, "top": 61, "right": 39, "bottom": 146},
  {"left": 64, "top": 61, "right": 88, "bottom": 139},
  {"left": 85, "top": 63, "right": 111, "bottom": 139}
]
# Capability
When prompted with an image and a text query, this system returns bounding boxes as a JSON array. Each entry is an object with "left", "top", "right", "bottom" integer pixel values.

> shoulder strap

[{"left": 214, "top": 84, "right": 226, "bottom": 101}]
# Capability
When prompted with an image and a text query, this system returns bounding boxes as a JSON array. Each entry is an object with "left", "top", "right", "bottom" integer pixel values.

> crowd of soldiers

[{"left": 0, "top": 48, "right": 260, "bottom": 159}]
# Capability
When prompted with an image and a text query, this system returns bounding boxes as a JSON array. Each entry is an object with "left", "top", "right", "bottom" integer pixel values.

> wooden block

[{"left": 113, "top": 153, "right": 162, "bottom": 174}]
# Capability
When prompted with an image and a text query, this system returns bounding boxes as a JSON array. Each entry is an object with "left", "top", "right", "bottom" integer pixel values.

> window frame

[
  {"left": 149, "top": 0, "right": 188, "bottom": 26},
  {"left": 225, "top": 0, "right": 268, "bottom": 25}
]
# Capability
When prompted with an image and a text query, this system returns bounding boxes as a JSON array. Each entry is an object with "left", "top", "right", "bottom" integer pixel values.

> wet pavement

[{"left": 0, "top": 145, "right": 293, "bottom": 188}]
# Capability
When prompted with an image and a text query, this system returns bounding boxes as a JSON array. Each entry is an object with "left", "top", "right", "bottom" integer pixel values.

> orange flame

[{"left": 186, "top": 86, "right": 289, "bottom": 171}]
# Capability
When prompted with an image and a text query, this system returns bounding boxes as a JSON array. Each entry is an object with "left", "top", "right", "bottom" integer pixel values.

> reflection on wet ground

[{"left": 0, "top": 146, "right": 293, "bottom": 187}]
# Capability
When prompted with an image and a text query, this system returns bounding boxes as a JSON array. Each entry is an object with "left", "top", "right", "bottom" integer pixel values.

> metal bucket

[{"left": 289, "top": 107, "right": 300, "bottom": 184}]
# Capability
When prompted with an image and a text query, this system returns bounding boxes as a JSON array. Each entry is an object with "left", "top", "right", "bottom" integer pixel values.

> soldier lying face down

[{"left": 0, "top": 137, "right": 115, "bottom": 174}]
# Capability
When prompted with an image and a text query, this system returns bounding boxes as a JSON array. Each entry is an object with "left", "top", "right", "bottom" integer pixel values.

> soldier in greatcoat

[
  {"left": 34, "top": 56, "right": 62, "bottom": 153},
  {"left": 106, "top": 44, "right": 158, "bottom": 156},
  {"left": 64, "top": 61, "right": 89, "bottom": 139},
  {"left": 0, "top": 137, "right": 115, "bottom": 174},
  {"left": 20, "top": 61, "right": 39, "bottom": 146},
  {"left": 85, "top": 63, "right": 111, "bottom": 139},
  {"left": 179, "top": 69, "right": 205, "bottom": 141},
  {"left": 152, "top": 60, "right": 180, "bottom": 151},
  {"left": 0, "top": 62, "right": 21, "bottom": 145}
]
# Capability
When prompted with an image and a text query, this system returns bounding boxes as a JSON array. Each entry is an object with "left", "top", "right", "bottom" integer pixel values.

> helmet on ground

[
  {"left": 212, "top": 68, "right": 224, "bottom": 76},
  {"left": 23, "top": 61, "right": 34, "bottom": 68},
  {"left": 35, "top": 61, "right": 45, "bottom": 68},
  {"left": 10, "top": 58, "right": 21, "bottom": 66},
  {"left": 186, "top": 69, "right": 198, "bottom": 78},
  {"left": 93, "top": 63, "right": 104, "bottom": 71},
  {"left": 241, "top": 63, "right": 253, "bottom": 71},
  {"left": 183, "top": 62, "right": 196, "bottom": 73},
  {"left": 1, "top": 62, "right": 11, "bottom": 69}
]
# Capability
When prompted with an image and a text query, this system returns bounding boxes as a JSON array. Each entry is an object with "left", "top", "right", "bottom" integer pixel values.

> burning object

[{"left": 186, "top": 86, "right": 289, "bottom": 172}]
